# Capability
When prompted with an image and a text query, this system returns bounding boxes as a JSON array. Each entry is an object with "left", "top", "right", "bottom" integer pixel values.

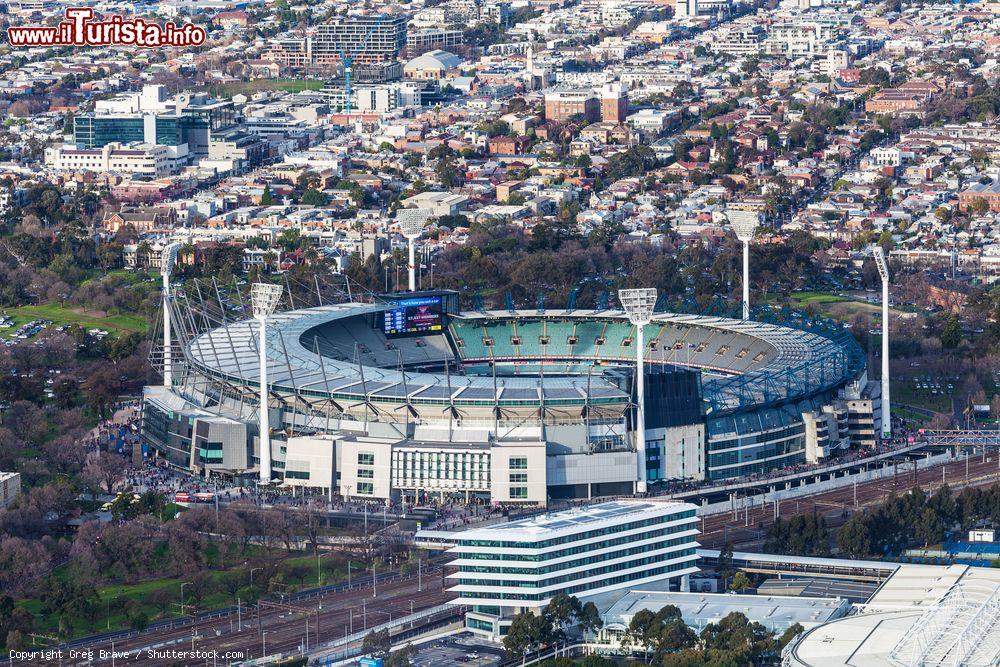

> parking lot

[{"left": 410, "top": 632, "right": 505, "bottom": 667}]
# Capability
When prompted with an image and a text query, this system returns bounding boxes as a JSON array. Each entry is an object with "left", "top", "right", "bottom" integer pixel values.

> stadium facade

[{"left": 142, "top": 288, "right": 876, "bottom": 504}]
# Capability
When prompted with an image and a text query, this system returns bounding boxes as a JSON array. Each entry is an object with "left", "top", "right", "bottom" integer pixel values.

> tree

[
  {"left": 300, "top": 189, "right": 327, "bottom": 206},
  {"left": 916, "top": 507, "right": 943, "bottom": 548},
  {"left": 836, "top": 515, "right": 873, "bottom": 558},
  {"left": 542, "top": 592, "right": 581, "bottom": 640},
  {"left": 729, "top": 571, "right": 752, "bottom": 593},
  {"left": 260, "top": 183, "right": 275, "bottom": 205},
  {"left": 39, "top": 576, "right": 98, "bottom": 637},
  {"left": 576, "top": 601, "right": 603, "bottom": 636},
  {"left": 717, "top": 542, "right": 734, "bottom": 589},
  {"left": 778, "top": 623, "right": 805, "bottom": 648},
  {"left": 82, "top": 452, "right": 125, "bottom": 496},
  {"left": 384, "top": 645, "right": 416, "bottom": 667},
  {"left": 940, "top": 314, "right": 962, "bottom": 349},
  {"left": 361, "top": 628, "right": 391, "bottom": 658},
  {"left": 503, "top": 611, "right": 552, "bottom": 655}
]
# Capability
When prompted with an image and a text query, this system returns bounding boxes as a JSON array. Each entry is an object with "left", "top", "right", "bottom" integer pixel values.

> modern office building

[
  {"left": 70, "top": 85, "right": 237, "bottom": 164},
  {"left": 425, "top": 500, "right": 700, "bottom": 639}
]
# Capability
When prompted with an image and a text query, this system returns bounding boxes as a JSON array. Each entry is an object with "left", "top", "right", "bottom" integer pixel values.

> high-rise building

[
  {"left": 674, "top": 0, "right": 698, "bottom": 18},
  {"left": 601, "top": 82, "right": 629, "bottom": 123},
  {"left": 311, "top": 14, "right": 407, "bottom": 67}
]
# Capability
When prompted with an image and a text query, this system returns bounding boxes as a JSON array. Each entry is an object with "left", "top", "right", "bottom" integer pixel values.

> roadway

[
  {"left": 697, "top": 451, "right": 1000, "bottom": 550},
  {"left": 45, "top": 568, "right": 452, "bottom": 666}
]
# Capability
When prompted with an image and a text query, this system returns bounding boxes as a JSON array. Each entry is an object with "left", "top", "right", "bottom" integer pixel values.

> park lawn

[
  {"left": 892, "top": 381, "right": 952, "bottom": 414},
  {"left": 893, "top": 405, "right": 932, "bottom": 425},
  {"left": 16, "top": 553, "right": 359, "bottom": 642},
  {"left": 788, "top": 291, "right": 847, "bottom": 306},
  {"left": 766, "top": 290, "right": 911, "bottom": 323},
  {"left": 6, "top": 304, "right": 148, "bottom": 335}
]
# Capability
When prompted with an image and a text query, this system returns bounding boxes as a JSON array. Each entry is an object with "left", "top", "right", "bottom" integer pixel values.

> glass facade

[
  {"left": 448, "top": 503, "right": 699, "bottom": 608},
  {"left": 74, "top": 116, "right": 145, "bottom": 148},
  {"left": 73, "top": 114, "right": 210, "bottom": 149}
]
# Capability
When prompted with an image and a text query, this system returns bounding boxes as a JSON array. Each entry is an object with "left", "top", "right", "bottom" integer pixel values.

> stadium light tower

[
  {"left": 397, "top": 209, "right": 431, "bottom": 292},
  {"left": 160, "top": 242, "right": 182, "bottom": 387},
  {"left": 619, "top": 288, "right": 657, "bottom": 494},
  {"left": 728, "top": 211, "right": 759, "bottom": 321},
  {"left": 252, "top": 283, "right": 283, "bottom": 484},
  {"left": 871, "top": 247, "right": 891, "bottom": 440}
]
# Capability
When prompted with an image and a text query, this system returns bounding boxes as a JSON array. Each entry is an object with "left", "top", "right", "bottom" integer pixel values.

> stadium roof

[
  {"left": 786, "top": 564, "right": 1000, "bottom": 667},
  {"left": 182, "top": 303, "right": 861, "bottom": 413}
]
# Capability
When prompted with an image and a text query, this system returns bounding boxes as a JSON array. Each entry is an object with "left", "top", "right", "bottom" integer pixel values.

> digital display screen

[{"left": 383, "top": 296, "right": 443, "bottom": 337}]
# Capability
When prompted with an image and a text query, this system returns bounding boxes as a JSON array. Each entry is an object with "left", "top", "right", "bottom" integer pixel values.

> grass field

[
  {"left": 772, "top": 291, "right": 912, "bottom": 323},
  {"left": 0, "top": 303, "right": 148, "bottom": 339},
  {"left": 17, "top": 553, "right": 360, "bottom": 642},
  {"left": 892, "top": 380, "right": 953, "bottom": 414}
]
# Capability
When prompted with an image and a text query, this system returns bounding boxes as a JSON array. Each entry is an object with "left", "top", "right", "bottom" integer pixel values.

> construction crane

[{"left": 339, "top": 15, "right": 385, "bottom": 119}]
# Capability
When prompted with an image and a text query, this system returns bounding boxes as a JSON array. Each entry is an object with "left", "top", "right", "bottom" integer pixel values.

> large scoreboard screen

[{"left": 383, "top": 296, "right": 443, "bottom": 337}]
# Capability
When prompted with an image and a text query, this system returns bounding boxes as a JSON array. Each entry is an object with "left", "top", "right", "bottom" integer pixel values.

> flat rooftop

[
  {"left": 598, "top": 588, "right": 850, "bottom": 632},
  {"left": 447, "top": 500, "right": 697, "bottom": 543}
]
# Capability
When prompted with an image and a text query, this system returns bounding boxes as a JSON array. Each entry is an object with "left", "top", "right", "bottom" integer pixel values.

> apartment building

[{"left": 544, "top": 89, "right": 600, "bottom": 123}]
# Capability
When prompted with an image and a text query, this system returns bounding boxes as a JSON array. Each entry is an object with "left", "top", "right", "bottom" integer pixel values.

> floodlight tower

[
  {"left": 251, "top": 283, "right": 283, "bottom": 484},
  {"left": 619, "top": 288, "right": 657, "bottom": 494},
  {"left": 871, "top": 247, "right": 891, "bottom": 440},
  {"left": 729, "top": 212, "right": 758, "bottom": 321},
  {"left": 160, "top": 243, "right": 182, "bottom": 387},
  {"left": 397, "top": 209, "right": 431, "bottom": 292}
]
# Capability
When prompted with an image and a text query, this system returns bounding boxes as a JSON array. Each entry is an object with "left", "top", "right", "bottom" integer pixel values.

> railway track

[
  {"left": 698, "top": 453, "right": 1000, "bottom": 549},
  {"left": 42, "top": 570, "right": 451, "bottom": 666}
]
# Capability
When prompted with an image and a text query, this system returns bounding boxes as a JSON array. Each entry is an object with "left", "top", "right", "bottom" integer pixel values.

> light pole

[
  {"left": 106, "top": 595, "right": 120, "bottom": 630},
  {"left": 397, "top": 209, "right": 431, "bottom": 292},
  {"left": 317, "top": 551, "right": 335, "bottom": 587},
  {"left": 159, "top": 242, "right": 181, "bottom": 386},
  {"left": 619, "top": 288, "right": 657, "bottom": 494},
  {"left": 251, "top": 283, "right": 283, "bottom": 484},
  {"left": 180, "top": 581, "right": 193, "bottom": 616},
  {"left": 262, "top": 630, "right": 269, "bottom": 659},
  {"left": 728, "top": 210, "right": 758, "bottom": 321},
  {"left": 872, "top": 247, "right": 891, "bottom": 440},
  {"left": 250, "top": 567, "right": 262, "bottom": 599}
]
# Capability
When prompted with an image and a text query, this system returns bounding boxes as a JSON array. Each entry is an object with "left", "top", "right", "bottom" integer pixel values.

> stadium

[{"left": 142, "top": 284, "right": 875, "bottom": 504}]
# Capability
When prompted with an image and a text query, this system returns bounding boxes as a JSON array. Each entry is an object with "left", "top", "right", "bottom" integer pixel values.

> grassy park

[
  {"left": 0, "top": 303, "right": 148, "bottom": 340},
  {"left": 16, "top": 552, "right": 360, "bottom": 642}
]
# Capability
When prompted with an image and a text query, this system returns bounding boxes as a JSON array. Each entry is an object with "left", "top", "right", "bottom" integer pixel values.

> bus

[
  {"left": 174, "top": 492, "right": 191, "bottom": 503},
  {"left": 193, "top": 492, "right": 215, "bottom": 503}
]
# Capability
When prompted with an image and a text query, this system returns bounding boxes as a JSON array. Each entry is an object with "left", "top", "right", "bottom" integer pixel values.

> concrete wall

[
  {"left": 546, "top": 450, "right": 635, "bottom": 487},
  {"left": 663, "top": 423, "right": 706, "bottom": 481},
  {"left": 491, "top": 441, "right": 546, "bottom": 504},
  {"left": 284, "top": 434, "right": 336, "bottom": 490},
  {"left": 339, "top": 437, "right": 394, "bottom": 500}
]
